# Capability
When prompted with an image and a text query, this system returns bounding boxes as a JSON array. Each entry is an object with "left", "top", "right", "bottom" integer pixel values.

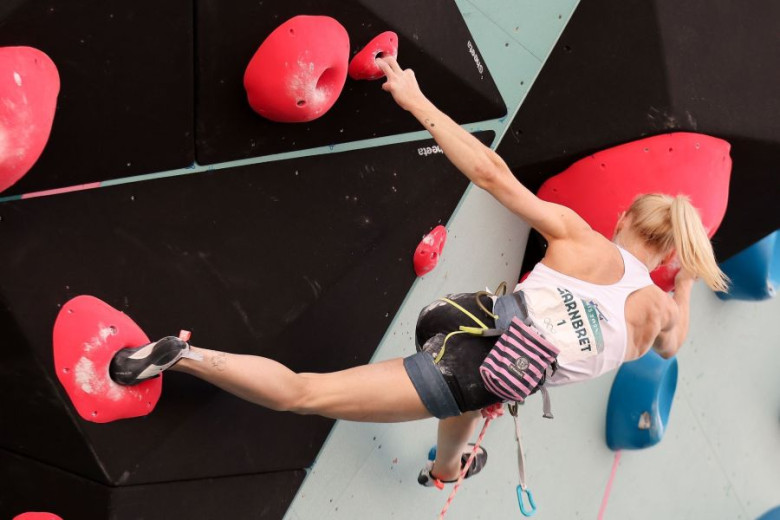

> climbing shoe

[
  {"left": 417, "top": 444, "right": 488, "bottom": 489},
  {"left": 110, "top": 336, "right": 191, "bottom": 385}
]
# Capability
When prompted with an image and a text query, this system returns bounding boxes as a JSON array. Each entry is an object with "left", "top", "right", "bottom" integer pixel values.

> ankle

[{"left": 431, "top": 461, "right": 461, "bottom": 482}]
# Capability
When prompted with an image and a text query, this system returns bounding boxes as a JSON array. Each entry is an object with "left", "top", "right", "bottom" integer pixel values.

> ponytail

[
  {"left": 669, "top": 196, "right": 729, "bottom": 292},
  {"left": 626, "top": 194, "right": 729, "bottom": 292}
]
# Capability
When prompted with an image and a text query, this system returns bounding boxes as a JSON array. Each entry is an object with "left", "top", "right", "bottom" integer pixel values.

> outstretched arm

[{"left": 376, "top": 56, "right": 589, "bottom": 242}]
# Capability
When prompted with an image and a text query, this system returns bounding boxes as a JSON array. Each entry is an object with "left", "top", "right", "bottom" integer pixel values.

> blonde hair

[{"left": 625, "top": 193, "right": 729, "bottom": 292}]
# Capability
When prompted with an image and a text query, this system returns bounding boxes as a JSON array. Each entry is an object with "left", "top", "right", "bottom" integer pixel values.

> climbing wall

[
  {"left": 0, "top": 131, "right": 492, "bottom": 516},
  {"left": 196, "top": 0, "right": 505, "bottom": 163},
  {"left": 3, "top": 0, "right": 780, "bottom": 518},
  {"left": 0, "top": 0, "right": 195, "bottom": 196},
  {"left": 496, "top": 0, "right": 780, "bottom": 270},
  {"left": 285, "top": 1, "right": 780, "bottom": 519},
  {"left": 0, "top": 0, "right": 506, "bottom": 516}
]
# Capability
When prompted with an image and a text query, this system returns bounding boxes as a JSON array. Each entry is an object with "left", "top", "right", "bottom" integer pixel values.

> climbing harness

[
  {"left": 431, "top": 284, "right": 559, "bottom": 518},
  {"left": 431, "top": 283, "right": 507, "bottom": 363}
]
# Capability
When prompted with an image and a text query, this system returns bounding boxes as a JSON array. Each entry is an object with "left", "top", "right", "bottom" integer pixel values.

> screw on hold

[{"left": 638, "top": 411, "right": 652, "bottom": 430}]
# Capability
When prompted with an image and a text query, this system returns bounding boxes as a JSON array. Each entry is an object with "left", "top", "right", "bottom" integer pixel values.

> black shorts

[{"left": 403, "top": 292, "right": 503, "bottom": 418}]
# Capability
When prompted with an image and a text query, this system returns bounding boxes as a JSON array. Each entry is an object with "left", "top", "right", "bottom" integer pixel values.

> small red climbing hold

[
  {"left": 348, "top": 31, "right": 399, "bottom": 80},
  {"left": 414, "top": 225, "right": 447, "bottom": 276}
]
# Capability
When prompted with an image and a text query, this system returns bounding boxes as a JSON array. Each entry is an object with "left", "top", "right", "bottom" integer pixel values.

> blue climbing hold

[
  {"left": 718, "top": 230, "right": 779, "bottom": 301},
  {"left": 428, "top": 445, "right": 437, "bottom": 461},
  {"left": 605, "top": 350, "right": 678, "bottom": 450},
  {"left": 757, "top": 505, "right": 780, "bottom": 520}
]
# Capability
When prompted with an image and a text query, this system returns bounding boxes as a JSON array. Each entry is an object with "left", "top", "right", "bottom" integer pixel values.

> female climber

[{"left": 109, "top": 56, "right": 728, "bottom": 487}]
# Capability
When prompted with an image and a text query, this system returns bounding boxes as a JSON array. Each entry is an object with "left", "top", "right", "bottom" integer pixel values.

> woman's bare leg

[
  {"left": 171, "top": 346, "right": 431, "bottom": 423},
  {"left": 431, "top": 411, "right": 482, "bottom": 480}
]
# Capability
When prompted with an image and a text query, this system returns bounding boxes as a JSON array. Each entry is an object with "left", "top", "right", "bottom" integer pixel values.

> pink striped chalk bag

[{"left": 479, "top": 316, "right": 560, "bottom": 402}]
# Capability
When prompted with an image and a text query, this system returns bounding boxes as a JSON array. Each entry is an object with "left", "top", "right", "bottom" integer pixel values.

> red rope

[{"left": 438, "top": 404, "right": 503, "bottom": 519}]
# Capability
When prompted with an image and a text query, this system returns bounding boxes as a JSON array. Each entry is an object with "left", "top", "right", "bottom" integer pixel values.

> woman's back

[{"left": 521, "top": 229, "right": 669, "bottom": 382}]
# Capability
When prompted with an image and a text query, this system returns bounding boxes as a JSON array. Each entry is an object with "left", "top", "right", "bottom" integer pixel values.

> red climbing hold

[
  {"left": 244, "top": 15, "right": 350, "bottom": 123},
  {"left": 537, "top": 133, "right": 731, "bottom": 291},
  {"left": 0, "top": 46, "right": 60, "bottom": 193},
  {"left": 414, "top": 225, "right": 447, "bottom": 276},
  {"left": 348, "top": 31, "right": 399, "bottom": 80},
  {"left": 53, "top": 295, "right": 161, "bottom": 423},
  {"left": 13, "top": 513, "right": 63, "bottom": 520}
]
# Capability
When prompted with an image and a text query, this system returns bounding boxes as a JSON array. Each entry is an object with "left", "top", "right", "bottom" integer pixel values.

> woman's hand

[
  {"left": 674, "top": 267, "right": 697, "bottom": 288},
  {"left": 375, "top": 56, "right": 429, "bottom": 112}
]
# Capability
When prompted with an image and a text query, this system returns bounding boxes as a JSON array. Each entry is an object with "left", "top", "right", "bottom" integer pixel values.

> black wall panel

[
  {"left": 0, "top": 449, "right": 305, "bottom": 520},
  {"left": 0, "top": 132, "right": 493, "bottom": 486},
  {"left": 0, "top": 0, "right": 194, "bottom": 196},
  {"left": 0, "top": 450, "right": 109, "bottom": 520},
  {"left": 496, "top": 0, "right": 780, "bottom": 263},
  {"left": 196, "top": 0, "right": 505, "bottom": 163},
  {"left": 0, "top": 302, "right": 107, "bottom": 483}
]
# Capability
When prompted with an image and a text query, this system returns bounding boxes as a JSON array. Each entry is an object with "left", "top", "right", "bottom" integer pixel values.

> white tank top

[{"left": 515, "top": 246, "right": 653, "bottom": 386}]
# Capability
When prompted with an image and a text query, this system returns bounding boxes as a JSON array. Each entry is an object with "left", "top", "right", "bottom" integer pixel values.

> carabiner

[{"left": 516, "top": 485, "right": 537, "bottom": 517}]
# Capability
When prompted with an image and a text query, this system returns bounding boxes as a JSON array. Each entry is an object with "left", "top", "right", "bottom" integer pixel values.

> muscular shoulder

[
  {"left": 544, "top": 230, "right": 624, "bottom": 283},
  {"left": 630, "top": 286, "right": 676, "bottom": 325}
]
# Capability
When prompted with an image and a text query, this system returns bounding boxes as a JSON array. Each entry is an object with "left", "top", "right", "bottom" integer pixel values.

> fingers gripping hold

[{"left": 376, "top": 57, "right": 426, "bottom": 112}]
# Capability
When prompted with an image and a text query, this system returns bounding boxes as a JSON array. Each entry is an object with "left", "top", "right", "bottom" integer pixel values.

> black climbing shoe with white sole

[
  {"left": 417, "top": 444, "right": 488, "bottom": 488},
  {"left": 110, "top": 336, "right": 190, "bottom": 385}
]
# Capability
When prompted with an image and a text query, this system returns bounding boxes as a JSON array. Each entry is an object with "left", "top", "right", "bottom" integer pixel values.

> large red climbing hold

[
  {"left": 244, "top": 15, "right": 350, "bottom": 123},
  {"left": 414, "top": 225, "right": 448, "bottom": 276},
  {"left": 53, "top": 295, "right": 161, "bottom": 423},
  {"left": 14, "top": 513, "right": 63, "bottom": 520},
  {"left": 0, "top": 46, "right": 60, "bottom": 193},
  {"left": 348, "top": 31, "right": 399, "bottom": 80},
  {"left": 537, "top": 133, "right": 731, "bottom": 291}
]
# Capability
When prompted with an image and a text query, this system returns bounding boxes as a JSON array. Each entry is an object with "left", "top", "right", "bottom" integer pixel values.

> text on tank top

[{"left": 515, "top": 246, "right": 654, "bottom": 385}]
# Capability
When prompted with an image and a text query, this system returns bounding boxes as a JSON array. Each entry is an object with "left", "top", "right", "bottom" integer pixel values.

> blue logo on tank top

[{"left": 589, "top": 300, "right": 609, "bottom": 322}]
